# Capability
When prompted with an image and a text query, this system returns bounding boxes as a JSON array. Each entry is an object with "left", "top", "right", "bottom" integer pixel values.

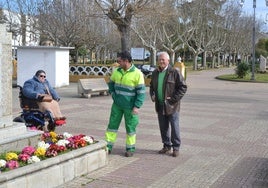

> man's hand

[
  {"left": 132, "top": 107, "right": 139, "bottom": 115},
  {"left": 151, "top": 95, "right": 155, "bottom": 102}
]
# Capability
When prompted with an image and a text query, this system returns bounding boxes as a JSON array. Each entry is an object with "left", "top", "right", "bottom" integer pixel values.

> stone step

[
  {"left": 0, "top": 122, "right": 29, "bottom": 139},
  {"left": 0, "top": 122, "right": 43, "bottom": 153}
]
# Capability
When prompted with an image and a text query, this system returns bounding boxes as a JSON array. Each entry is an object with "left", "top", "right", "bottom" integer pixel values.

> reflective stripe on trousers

[{"left": 105, "top": 103, "right": 139, "bottom": 152}]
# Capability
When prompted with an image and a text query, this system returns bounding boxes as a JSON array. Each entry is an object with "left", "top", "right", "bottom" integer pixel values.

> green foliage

[
  {"left": 78, "top": 47, "right": 87, "bottom": 56},
  {"left": 265, "top": 41, "right": 268, "bottom": 52},
  {"left": 217, "top": 72, "right": 268, "bottom": 82},
  {"left": 236, "top": 62, "right": 249, "bottom": 78},
  {"left": 256, "top": 38, "right": 268, "bottom": 57}
]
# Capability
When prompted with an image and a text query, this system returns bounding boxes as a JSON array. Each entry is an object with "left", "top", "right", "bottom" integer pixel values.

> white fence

[
  {"left": 69, "top": 65, "right": 152, "bottom": 78},
  {"left": 69, "top": 65, "right": 113, "bottom": 76}
]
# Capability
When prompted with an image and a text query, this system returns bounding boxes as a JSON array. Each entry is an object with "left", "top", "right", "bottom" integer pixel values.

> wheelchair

[{"left": 13, "top": 86, "right": 65, "bottom": 131}]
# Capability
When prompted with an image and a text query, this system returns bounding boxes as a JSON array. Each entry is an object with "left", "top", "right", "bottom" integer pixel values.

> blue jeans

[{"left": 157, "top": 105, "right": 181, "bottom": 151}]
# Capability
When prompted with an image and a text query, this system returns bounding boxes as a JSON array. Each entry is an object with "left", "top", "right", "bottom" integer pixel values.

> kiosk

[{"left": 17, "top": 46, "right": 74, "bottom": 88}]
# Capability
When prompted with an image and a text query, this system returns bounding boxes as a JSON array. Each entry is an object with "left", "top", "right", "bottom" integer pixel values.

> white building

[{"left": 2, "top": 9, "right": 40, "bottom": 50}]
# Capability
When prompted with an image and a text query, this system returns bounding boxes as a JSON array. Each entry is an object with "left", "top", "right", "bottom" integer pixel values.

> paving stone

[{"left": 12, "top": 67, "right": 268, "bottom": 188}]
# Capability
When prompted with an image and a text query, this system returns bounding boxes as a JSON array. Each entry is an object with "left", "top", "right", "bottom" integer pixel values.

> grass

[{"left": 216, "top": 72, "right": 268, "bottom": 83}]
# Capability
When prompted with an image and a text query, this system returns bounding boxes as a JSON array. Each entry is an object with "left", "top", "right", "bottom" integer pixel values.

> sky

[
  {"left": 1, "top": 0, "right": 267, "bottom": 31},
  {"left": 0, "top": 0, "right": 266, "bottom": 18},
  {"left": 241, "top": 0, "right": 268, "bottom": 31},
  {"left": 241, "top": 0, "right": 268, "bottom": 21}
]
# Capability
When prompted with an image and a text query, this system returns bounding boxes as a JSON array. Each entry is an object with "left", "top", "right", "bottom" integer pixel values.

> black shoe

[
  {"left": 60, "top": 116, "right": 66, "bottom": 120},
  {"left": 125, "top": 151, "right": 134, "bottom": 157},
  {"left": 158, "top": 147, "right": 172, "bottom": 154}
]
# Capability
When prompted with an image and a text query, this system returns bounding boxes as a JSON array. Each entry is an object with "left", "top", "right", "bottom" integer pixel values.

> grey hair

[{"left": 157, "top": 51, "right": 170, "bottom": 60}]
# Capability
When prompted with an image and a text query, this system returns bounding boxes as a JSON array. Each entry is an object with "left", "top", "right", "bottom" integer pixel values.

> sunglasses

[{"left": 39, "top": 75, "right": 46, "bottom": 78}]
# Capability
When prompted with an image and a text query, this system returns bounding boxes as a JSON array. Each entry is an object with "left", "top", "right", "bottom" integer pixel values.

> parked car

[{"left": 135, "top": 64, "right": 155, "bottom": 76}]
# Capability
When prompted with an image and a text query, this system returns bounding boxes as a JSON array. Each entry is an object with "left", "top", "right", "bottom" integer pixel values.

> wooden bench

[{"left": 78, "top": 78, "right": 109, "bottom": 98}]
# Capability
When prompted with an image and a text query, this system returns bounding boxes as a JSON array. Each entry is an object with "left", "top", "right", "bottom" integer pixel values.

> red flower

[{"left": 18, "top": 153, "right": 31, "bottom": 162}]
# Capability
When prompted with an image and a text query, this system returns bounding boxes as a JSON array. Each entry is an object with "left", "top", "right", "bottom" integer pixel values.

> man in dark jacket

[{"left": 150, "top": 51, "right": 187, "bottom": 157}]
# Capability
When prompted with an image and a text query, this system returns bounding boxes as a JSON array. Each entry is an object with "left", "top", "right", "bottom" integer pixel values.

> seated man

[{"left": 22, "top": 70, "right": 66, "bottom": 122}]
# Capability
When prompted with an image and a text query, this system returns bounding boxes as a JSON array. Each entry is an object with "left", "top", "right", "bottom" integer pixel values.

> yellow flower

[
  {"left": 50, "top": 132, "right": 57, "bottom": 138},
  {"left": 6, "top": 152, "right": 18, "bottom": 161},
  {"left": 34, "top": 147, "right": 46, "bottom": 157}
]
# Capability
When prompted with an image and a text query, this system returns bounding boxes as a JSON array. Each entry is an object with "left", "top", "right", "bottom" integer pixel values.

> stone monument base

[{"left": 0, "top": 122, "right": 43, "bottom": 153}]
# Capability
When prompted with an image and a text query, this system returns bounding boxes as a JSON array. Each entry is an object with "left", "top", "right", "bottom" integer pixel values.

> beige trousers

[{"left": 37, "top": 100, "right": 63, "bottom": 118}]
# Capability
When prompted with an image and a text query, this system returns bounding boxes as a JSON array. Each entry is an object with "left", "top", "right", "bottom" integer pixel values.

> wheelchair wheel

[
  {"left": 47, "top": 122, "right": 56, "bottom": 132},
  {"left": 13, "top": 116, "right": 26, "bottom": 123}
]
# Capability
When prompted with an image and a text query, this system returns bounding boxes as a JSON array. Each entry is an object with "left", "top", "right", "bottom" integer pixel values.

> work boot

[{"left": 125, "top": 151, "right": 134, "bottom": 157}]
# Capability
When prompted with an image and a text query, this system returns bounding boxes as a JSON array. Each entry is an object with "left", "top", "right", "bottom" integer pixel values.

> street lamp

[
  {"left": 251, "top": 0, "right": 256, "bottom": 81},
  {"left": 240, "top": 0, "right": 256, "bottom": 80}
]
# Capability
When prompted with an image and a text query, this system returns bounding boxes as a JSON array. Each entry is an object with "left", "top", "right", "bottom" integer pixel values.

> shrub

[{"left": 236, "top": 62, "right": 249, "bottom": 78}]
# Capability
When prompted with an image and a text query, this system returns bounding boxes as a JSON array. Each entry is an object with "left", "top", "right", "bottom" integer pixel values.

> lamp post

[
  {"left": 240, "top": 0, "right": 256, "bottom": 80},
  {"left": 12, "top": 34, "right": 16, "bottom": 59},
  {"left": 251, "top": 0, "right": 256, "bottom": 81}
]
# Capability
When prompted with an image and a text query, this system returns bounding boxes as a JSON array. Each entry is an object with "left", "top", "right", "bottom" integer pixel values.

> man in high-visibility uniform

[{"left": 105, "top": 51, "right": 146, "bottom": 157}]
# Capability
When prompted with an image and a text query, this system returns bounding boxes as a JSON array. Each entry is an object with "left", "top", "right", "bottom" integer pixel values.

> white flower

[
  {"left": 82, "top": 136, "right": 94, "bottom": 144},
  {"left": 0, "top": 159, "right": 6, "bottom": 168},
  {"left": 37, "top": 141, "right": 50, "bottom": 149},
  {"left": 63, "top": 132, "right": 72, "bottom": 139},
  {"left": 56, "top": 139, "right": 70, "bottom": 146},
  {"left": 27, "top": 156, "right": 41, "bottom": 164}
]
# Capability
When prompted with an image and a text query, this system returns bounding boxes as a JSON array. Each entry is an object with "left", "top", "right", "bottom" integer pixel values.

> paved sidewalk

[{"left": 12, "top": 68, "right": 268, "bottom": 188}]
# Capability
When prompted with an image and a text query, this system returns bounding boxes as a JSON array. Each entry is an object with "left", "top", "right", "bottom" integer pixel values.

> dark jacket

[{"left": 149, "top": 65, "right": 187, "bottom": 115}]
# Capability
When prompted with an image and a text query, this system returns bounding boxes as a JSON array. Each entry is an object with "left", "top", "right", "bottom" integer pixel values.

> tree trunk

[
  {"left": 202, "top": 51, "right": 207, "bottom": 68},
  {"left": 21, "top": 14, "right": 26, "bottom": 45},
  {"left": 217, "top": 52, "right": 221, "bottom": 66},
  {"left": 212, "top": 54, "right": 216, "bottom": 68},
  {"left": 150, "top": 48, "right": 157, "bottom": 66},
  {"left": 170, "top": 51, "right": 175, "bottom": 66},
  {"left": 193, "top": 54, "right": 198, "bottom": 70},
  {"left": 75, "top": 49, "right": 78, "bottom": 63},
  {"left": 118, "top": 25, "right": 131, "bottom": 52},
  {"left": 105, "top": 3, "right": 134, "bottom": 53}
]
